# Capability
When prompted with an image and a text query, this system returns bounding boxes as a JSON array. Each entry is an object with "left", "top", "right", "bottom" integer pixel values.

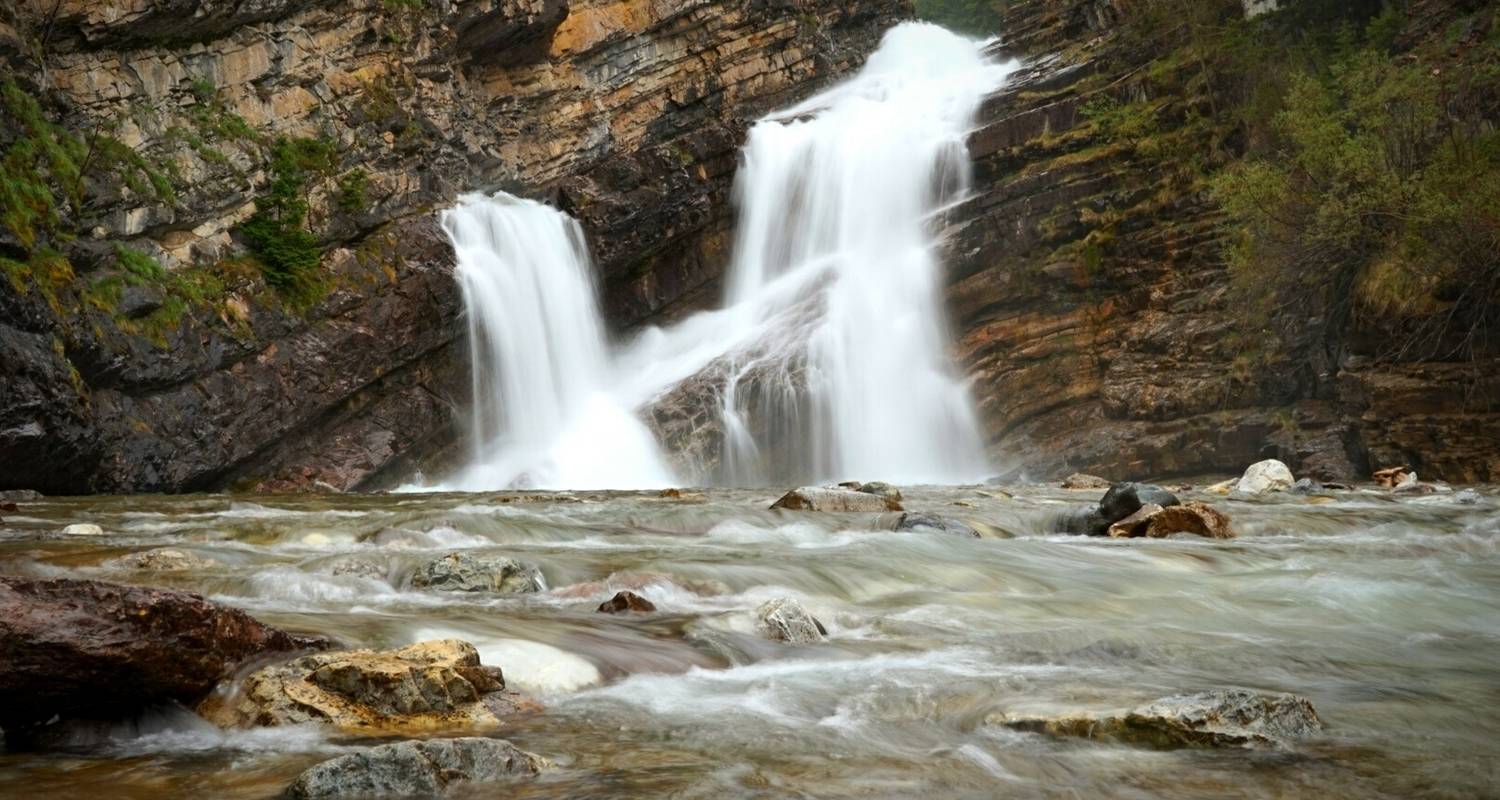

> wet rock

[
  {"left": 0, "top": 501, "right": 15, "bottom": 512},
  {"left": 0, "top": 576, "right": 320, "bottom": 738},
  {"left": 0, "top": 489, "right": 42, "bottom": 502},
  {"left": 856, "top": 481, "right": 903, "bottom": 503},
  {"left": 411, "top": 553, "right": 544, "bottom": 594},
  {"left": 1455, "top": 489, "right": 1482, "bottom": 505},
  {"left": 1291, "top": 477, "right": 1323, "bottom": 494},
  {"left": 327, "top": 559, "right": 388, "bottom": 580},
  {"left": 111, "top": 548, "right": 222, "bottom": 571},
  {"left": 756, "top": 598, "right": 827, "bottom": 643},
  {"left": 61, "top": 522, "right": 104, "bottom": 535},
  {"left": 597, "top": 591, "right": 656, "bottom": 614},
  {"left": 1235, "top": 459, "right": 1295, "bottom": 494},
  {"left": 1373, "top": 466, "right": 1413, "bottom": 488},
  {"left": 1003, "top": 689, "right": 1321, "bottom": 749},
  {"left": 1062, "top": 473, "right": 1112, "bottom": 490},
  {"left": 894, "top": 512, "right": 979, "bottom": 538},
  {"left": 770, "top": 486, "right": 902, "bottom": 512},
  {"left": 1058, "top": 482, "right": 1182, "bottom": 535},
  {"left": 1111, "top": 502, "right": 1234, "bottom": 540},
  {"left": 284, "top": 737, "right": 546, "bottom": 800},
  {"left": 199, "top": 640, "right": 538, "bottom": 734},
  {"left": 1105, "top": 503, "right": 1164, "bottom": 538}
]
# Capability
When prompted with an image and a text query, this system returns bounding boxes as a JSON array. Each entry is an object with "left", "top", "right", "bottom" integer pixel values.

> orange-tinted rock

[{"left": 597, "top": 591, "right": 657, "bottom": 614}]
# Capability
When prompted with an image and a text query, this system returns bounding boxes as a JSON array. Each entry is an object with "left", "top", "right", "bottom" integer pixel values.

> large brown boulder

[
  {"left": 0, "top": 576, "right": 321, "bottom": 738},
  {"left": 198, "top": 640, "right": 539, "bottom": 735},
  {"left": 1001, "top": 690, "right": 1322, "bottom": 750},
  {"left": 1107, "top": 501, "right": 1235, "bottom": 539},
  {"left": 771, "top": 486, "right": 903, "bottom": 512}
]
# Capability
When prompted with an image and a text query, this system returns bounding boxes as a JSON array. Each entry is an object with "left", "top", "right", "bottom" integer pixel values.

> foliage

[
  {"left": 238, "top": 135, "right": 336, "bottom": 304},
  {"left": 114, "top": 244, "right": 165, "bottom": 282},
  {"left": 912, "top": 0, "right": 1001, "bottom": 36},
  {"left": 1209, "top": 8, "right": 1500, "bottom": 363},
  {"left": 337, "top": 170, "right": 369, "bottom": 212}
]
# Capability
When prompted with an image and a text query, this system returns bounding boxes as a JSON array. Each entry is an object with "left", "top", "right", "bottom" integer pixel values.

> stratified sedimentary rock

[
  {"left": 1001, "top": 689, "right": 1321, "bottom": 749},
  {"left": 0, "top": 576, "right": 321, "bottom": 737},
  {"left": 284, "top": 737, "right": 546, "bottom": 799}
]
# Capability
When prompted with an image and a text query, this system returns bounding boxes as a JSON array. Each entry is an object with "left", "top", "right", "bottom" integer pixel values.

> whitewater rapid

[{"left": 434, "top": 23, "right": 1015, "bottom": 490}]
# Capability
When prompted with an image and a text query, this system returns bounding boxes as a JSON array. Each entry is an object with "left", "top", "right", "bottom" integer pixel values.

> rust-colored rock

[
  {"left": 597, "top": 590, "right": 657, "bottom": 614},
  {"left": 1108, "top": 502, "right": 1235, "bottom": 540},
  {"left": 1373, "top": 466, "right": 1413, "bottom": 488},
  {"left": 198, "top": 639, "right": 539, "bottom": 735},
  {"left": 0, "top": 576, "right": 322, "bottom": 738}
]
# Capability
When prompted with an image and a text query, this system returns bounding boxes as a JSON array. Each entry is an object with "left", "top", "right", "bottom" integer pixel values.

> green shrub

[
  {"left": 337, "top": 169, "right": 369, "bottom": 212},
  {"left": 238, "top": 136, "right": 336, "bottom": 302},
  {"left": 912, "top": 0, "right": 1001, "bottom": 36}
]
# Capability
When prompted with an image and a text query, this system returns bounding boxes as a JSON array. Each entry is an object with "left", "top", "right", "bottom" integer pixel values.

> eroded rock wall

[
  {"left": 0, "top": 0, "right": 906, "bottom": 492},
  {"left": 943, "top": 0, "right": 1499, "bottom": 482}
]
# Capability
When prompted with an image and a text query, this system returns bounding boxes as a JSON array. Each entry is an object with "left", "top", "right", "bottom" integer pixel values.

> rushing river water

[{"left": 2, "top": 486, "right": 1498, "bottom": 798}]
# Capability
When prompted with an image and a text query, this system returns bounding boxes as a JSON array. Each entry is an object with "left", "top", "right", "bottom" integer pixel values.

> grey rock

[
  {"left": 756, "top": 598, "right": 827, "bottom": 643},
  {"left": 1003, "top": 689, "right": 1322, "bottom": 750},
  {"left": 856, "top": 481, "right": 903, "bottom": 502},
  {"left": 111, "top": 548, "right": 221, "bottom": 571},
  {"left": 894, "top": 512, "right": 979, "bottom": 538},
  {"left": 411, "top": 553, "right": 544, "bottom": 594},
  {"left": 771, "top": 487, "right": 902, "bottom": 512},
  {"left": 1291, "top": 477, "right": 1323, "bottom": 494},
  {"left": 283, "top": 737, "right": 544, "bottom": 799},
  {"left": 1065, "top": 482, "right": 1181, "bottom": 536},
  {"left": 1235, "top": 459, "right": 1295, "bottom": 494},
  {"left": 1061, "top": 473, "right": 1112, "bottom": 490},
  {"left": 1454, "top": 489, "right": 1482, "bottom": 505}
]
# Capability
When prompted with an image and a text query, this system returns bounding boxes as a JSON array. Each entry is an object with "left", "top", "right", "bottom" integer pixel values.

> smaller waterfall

[{"left": 439, "top": 193, "right": 673, "bottom": 490}]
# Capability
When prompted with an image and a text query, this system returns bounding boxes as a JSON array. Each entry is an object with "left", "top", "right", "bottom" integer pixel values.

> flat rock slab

[
  {"left": 284, "top": 737, "right": 545, "bottom": 799},
  {"left": 0, "top": 576, "right": 320, "bottom": 735},
  {"left": 1002, "top": 689, "right": 1321, "bottom": 750},
  {"left": 771, "top": 487, "right": 902, "bottom": 512}
]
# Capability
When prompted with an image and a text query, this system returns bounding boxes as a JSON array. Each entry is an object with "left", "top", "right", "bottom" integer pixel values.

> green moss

[
  {"left": 114, "top": 244, "right": 165, "bottom": 283},
  {"left": 912, "top": 0, "right": 1000, "bottom": 36}
]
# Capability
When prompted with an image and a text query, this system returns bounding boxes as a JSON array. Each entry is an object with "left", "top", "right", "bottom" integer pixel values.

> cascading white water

[
  {"left": 709, "top": 22, "right": 1013, "bottom": 484},
  {"left": 439, "top": 193, "right": 673, "bottom": 490},
  {"left": 435, "top": 23, "right": 1014, "bottom": 491}
]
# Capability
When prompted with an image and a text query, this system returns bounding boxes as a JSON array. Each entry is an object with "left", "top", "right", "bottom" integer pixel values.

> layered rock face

[
  {"left": 943, "top": 0, "right": 1500, "bottom": 482},
  {"left": 0, "top": 0, "right": 905, "bottom": 493}
]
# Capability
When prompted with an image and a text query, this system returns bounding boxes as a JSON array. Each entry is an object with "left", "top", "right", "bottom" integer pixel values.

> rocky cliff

[
  {"left": 0, "top": 0, "right": 905, "bottom": 493},
  {"left": 943, "top": 0, "right": 1500, "bottom": 483}
]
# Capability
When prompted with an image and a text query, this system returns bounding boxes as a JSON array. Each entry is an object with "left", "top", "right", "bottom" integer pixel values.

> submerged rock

[
  {"left": 111, "top": 548, "right": 221, "bottom": 571},
  {"left": 770, "top": 486, "right": 902, "bottom": 512},
  {"left": 1062, "top": 473, "right": 1112, "bottom": 490},
  {"left": 894, "top": 512, "right": 979, "bottom": 538},
  {"left": 284, "top": 737, "right": 546, "bottom": 800},
  {"left": 1109, "top": 502, "right": 1234, "bottom": 539},
  {"left": 199, "top": 639, "right": 538, "bottom": 734},
  {"left": 61, "top": 522, "right": 104, "bottom": 536},
  {"left": 1003, "top": 689, "right": 1321, "bottom": 750},
  {"left": 0, "top": 576, "right": 320, "bottom": 738},
  {"left": 756, "top": 598, "right": 827, "bottom": 643},
  {"left": 411, "top": 553, "right": 544, "bottom": 594},
  {"left": 1235, "top": 459, "right": 1295, "bottom": 494},
  {"left": 597, "top": 591, "right": 656, "bottom": 614}
]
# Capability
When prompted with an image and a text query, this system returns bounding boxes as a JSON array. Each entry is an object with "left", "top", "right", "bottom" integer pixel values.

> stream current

[{"left": 2, "top": 486, "right": 1497, "bottom": 798}]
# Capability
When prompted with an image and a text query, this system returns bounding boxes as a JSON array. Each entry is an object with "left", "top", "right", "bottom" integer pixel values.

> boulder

[
  {"left": 61, "top": 523, "right": 104, "bottom": 535},
  {"left": 111, "top": 548, "right": 221, "bottom": 571},
  {"left": 284, "top": 737, "right": 546, "bottom": 800},
  {"left": 411, "top": 553, "right": 544, "bottom": 594},
  {"left": 1060, "top": 482, "right": 1180, "bottom": 536},
  {"left": 770, "top": 486, "right": 902, "bottom": 512},
  {"left": 198, "top": 640, "right": 539, "bottom": 734},
  {"left": 756, "top": 598, "right": 827, "bottom": 643},
  {"left": 1002, "top": 689, "right": 1321, "bottom": 749},
  {"left": 1291, "top": 478, "right": 1323, "bottom": 494},
  {"left": 0, "top": 577, "right": 321, "bottom": 738},
  {"left": 0, "top": 489, "right": 42, "bottom": 502},
  {"left": 1110, "top": 502, "right": 1234, "bottom": 539},
  {"left": 1061, "top": 473, "right": 1112, "bottom": 490},
  {"left": 1234, "top": 459, "right": 1295, "bottom": 494},
  {"left": 855, "top": 481, "right": 903, "bottom": 503},
  {"left": 1105, "top": 503, "right": 1164, "bottom": 538},
  {"left": 893, "top": 512, "right": 979, "bottom": 538},
  {"left": 597, "top": 591, "right": 656, "bottom": 614}
]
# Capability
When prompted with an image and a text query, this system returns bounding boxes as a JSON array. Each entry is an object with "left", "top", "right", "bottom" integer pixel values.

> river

[{"left": 2, "top": 485, "right": 1496, "bottom": 798}]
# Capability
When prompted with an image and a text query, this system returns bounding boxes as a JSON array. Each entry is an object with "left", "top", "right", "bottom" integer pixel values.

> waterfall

[
  {"left": 709, "top": 22, "right": 1012, "bottom": 484},
  {"left": 434, "top": 23, "right": 1013, "bottom": 491},
  {"left": 439, "top": 193, "right": 673, "bottom": 490}
]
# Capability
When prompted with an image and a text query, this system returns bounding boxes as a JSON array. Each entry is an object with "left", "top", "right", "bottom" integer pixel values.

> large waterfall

[{"left": 438, "top": 23, "right": 1013, "bottom": 490}]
